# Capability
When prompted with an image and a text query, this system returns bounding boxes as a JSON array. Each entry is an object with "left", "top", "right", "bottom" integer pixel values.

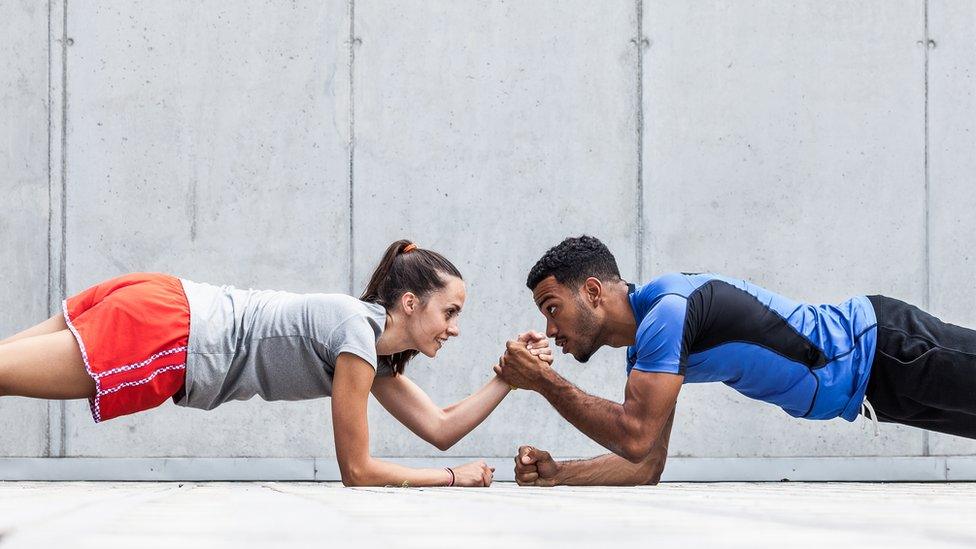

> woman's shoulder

[{"left": 303, "top": 294, "right": 386, "bottom": 327}]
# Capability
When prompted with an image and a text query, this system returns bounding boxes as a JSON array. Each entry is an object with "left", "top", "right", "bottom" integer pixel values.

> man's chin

[{"left": 571, "top": 350, "right": 593, "bottom": 363}]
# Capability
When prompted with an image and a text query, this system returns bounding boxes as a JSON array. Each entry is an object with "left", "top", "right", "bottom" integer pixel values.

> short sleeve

[
  {"left": 631, "top": 294, "right": 688, "bottom": 375},
  {"left": 332, "top": 315, "right": 379, "bottom": 372}
]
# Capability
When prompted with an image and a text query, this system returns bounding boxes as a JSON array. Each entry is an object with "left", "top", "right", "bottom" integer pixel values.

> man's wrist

[
  {"left": 533, "top": 366, "right": 565, "bottom": 397},
  {"left": 551, "top": 459, "right": 572, "bottom": 485}
]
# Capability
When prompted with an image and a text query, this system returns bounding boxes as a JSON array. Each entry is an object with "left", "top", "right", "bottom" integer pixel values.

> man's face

[{"left": 532, "top": 275, "right": 602, "bottom": 363}]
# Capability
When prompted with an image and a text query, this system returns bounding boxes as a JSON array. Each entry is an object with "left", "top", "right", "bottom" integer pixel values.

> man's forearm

[
  {"left": 554, "top": 451, "right": 666, "bottom": 486},
  {"left": 554, "top": 409, "right": 674, "bottom": 486},
  {"left": 534, "top": 369, "right": 643, "bottom": 458}
]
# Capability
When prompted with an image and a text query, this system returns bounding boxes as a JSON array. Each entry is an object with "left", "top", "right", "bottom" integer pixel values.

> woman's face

[{"left": 405, "top": 276, "right": 466, "bottom": 358}]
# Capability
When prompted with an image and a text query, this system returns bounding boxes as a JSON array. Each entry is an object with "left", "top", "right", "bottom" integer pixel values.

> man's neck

[{"left": 600, "top": 280, "right": 638, "bottom": 348}]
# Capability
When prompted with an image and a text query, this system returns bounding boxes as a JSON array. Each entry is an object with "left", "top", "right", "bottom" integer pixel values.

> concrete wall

[
  {"left": 0, "top": 0, "right": 51, "bottom": 457},
  {"left": 1, "top": 0, "right": 974, "bottom": 469}
]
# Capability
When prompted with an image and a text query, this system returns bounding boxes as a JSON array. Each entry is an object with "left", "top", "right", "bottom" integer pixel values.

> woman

[{"left": 0, "top": 240, "right": 550, "bottom": 487}]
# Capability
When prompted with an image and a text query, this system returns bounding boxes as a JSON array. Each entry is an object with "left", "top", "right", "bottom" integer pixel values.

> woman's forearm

[
  {"left": 437, "top": 375, "right": 512, "bottom": 449},
  {"left": 343, "top": 457, "right": 454, "bottom": 487}
]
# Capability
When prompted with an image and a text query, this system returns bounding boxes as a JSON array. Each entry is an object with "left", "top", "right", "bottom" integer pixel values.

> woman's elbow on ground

[{"left": 339, "top": 460, "right": 377, "bottom": 487}]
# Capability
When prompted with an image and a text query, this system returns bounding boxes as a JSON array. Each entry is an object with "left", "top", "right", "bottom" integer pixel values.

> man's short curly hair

[{"left": 526, "top": 235, "right": 622, "bottom": 290}]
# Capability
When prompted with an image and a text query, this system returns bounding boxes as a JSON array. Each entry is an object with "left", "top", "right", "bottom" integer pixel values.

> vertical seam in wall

[
  {"left": 923, "top": 0, "right": 931, "bottom": 312},
  {"left": 60, "top": 0, "right": 68, "bottom": 313},
  {"left": 635, "top": 0, "right": 644, "bottom": 282},
  {"left": 45, "top": 0, "right": 54, "bottom": 458},
  {"left": 347, "top": 0, "right": 356, "bottom": 294},
  {"left": 58, "top": 0, "right": 69, "bottom": 457},
  {"left": 922, "top": 0, "right": 931, "bottom": 457}
]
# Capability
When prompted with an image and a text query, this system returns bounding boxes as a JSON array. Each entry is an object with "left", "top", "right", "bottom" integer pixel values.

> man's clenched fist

[{"left": 514, "top": 445, "right": 559, "bottom": 487}]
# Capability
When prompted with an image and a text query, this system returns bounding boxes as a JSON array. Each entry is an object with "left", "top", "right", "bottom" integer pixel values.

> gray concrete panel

[
  {"left": 642, "top": 1, "right": 927, "bottom": 456},
  {"left": 354, "top": 1, "right": 639, "bottom": 458},
  {"left": 926, "top": 0, "right": 976, "bottom": 456},
  {"left": 61, "top": 1, "right": 350, "bottom": 457},
  {"left": 0, "top": 1, "right": 54, "bottom": 456}
]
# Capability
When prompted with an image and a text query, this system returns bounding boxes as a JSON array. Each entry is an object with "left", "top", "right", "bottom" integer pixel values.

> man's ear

[{"left": 582, "top": 277, "right": 603, "bottom": 306}]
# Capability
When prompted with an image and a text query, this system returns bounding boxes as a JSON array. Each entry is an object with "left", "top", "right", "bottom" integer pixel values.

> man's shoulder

[{"left": 637, "top": 272, "right": 705, "bottom": 301}]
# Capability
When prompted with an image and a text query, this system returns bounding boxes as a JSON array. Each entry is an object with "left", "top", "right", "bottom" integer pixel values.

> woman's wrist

[
  {"left": 445, "top": 467, "right": 455, "bottom": 487},
  {"left": 492, "top": 373, "right": 517, "bottom": 392}
]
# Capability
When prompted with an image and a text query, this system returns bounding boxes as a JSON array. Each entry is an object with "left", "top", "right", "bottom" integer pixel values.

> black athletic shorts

[{"left": 865, "top": 295, "right": 976, "bottom": 439}]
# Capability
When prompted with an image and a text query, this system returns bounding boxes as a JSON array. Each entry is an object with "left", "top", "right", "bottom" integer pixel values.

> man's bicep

[
  {"left": 623, "top": 370, "right": 683, "bottom": 433},
  {"left": 616, "top": 371, "right": 682, "bottom": 462}
]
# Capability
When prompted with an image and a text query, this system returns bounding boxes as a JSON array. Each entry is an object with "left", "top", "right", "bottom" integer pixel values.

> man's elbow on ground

[
  {"left": 639, "top": 451, "right": 668, "bottom": 485},
  {"left": 619, "top": 440, "right": 654, "bottom": 464},
  {"left": 643, "top": 465, "right": 664, "bottom": 486}
]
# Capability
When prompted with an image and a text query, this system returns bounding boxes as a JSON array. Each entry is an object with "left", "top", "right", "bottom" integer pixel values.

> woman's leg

[
  {"left": 0, "top": 330, "right": 95, "bottom": 399},
  {"left": 0, "top": 313, "right": 69, "bottom": 346}
]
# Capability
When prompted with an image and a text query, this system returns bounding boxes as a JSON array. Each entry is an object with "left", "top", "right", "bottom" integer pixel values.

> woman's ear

[{"left": 401, "top": 292, "right": 418, "bottom": 315}]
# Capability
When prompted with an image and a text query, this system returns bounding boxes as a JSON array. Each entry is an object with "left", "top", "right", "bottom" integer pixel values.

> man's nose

[{"left": 546, "top": 320, "right": 558, "bottom": 338}]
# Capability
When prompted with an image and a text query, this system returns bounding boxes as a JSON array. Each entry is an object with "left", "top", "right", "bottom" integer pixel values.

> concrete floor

[{"left": 0, "top": 482, "right": 974, "bottom": 548}]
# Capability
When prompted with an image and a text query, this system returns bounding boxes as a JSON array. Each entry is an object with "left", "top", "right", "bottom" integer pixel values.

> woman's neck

[{"left": 375, "top": 312, "right": 414, "bottom": 356}]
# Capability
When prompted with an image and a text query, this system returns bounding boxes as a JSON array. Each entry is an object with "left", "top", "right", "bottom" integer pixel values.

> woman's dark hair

[
  {"left": 526, "top": 235, "right": 621, "bottom": 291},
  {"left": 360, "top": 239, "right": 463, "bottom": 375}
]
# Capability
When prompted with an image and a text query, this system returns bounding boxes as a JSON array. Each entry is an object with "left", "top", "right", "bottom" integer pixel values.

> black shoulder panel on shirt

[{"left": 685, "top": 280, "right": 828, "bottom": 369}]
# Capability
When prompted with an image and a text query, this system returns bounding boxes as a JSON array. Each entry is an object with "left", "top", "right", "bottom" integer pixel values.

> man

[{"left": 495, "top": 235, "right": 976, "bottom": 486}]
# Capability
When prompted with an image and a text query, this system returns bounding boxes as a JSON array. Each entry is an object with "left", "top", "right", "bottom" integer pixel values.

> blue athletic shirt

[{"left": 626, "top": 273, "right": 878, "bottom": 421}]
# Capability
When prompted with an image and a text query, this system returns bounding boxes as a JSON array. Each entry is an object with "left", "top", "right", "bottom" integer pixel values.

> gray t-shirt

[{"left": 175, "top": 278, "right": 390, "bottom": 410}]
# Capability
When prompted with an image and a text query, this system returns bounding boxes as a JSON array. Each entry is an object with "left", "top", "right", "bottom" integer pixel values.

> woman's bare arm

[
  {"left": 370, "top": 373, "right": 512, "bottom": 451},
  {"left": 331, "top": 352, "right": 493, "bottom": 487},
  {"left": 370, "top": 331, "right": 551, "bottom": 451}
]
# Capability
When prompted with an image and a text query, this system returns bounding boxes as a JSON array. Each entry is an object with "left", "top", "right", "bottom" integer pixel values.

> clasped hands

[
  {"left": 492, "top": 331, "right": 560, "bottom": 487},
  {"left": 494, "top": 330, "right": 554, "bottom": 392}
]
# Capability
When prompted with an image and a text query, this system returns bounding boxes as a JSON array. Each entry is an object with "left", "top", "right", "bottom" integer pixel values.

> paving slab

[{"left": 0, "top": 482, "right": 974, "bottom": 548}]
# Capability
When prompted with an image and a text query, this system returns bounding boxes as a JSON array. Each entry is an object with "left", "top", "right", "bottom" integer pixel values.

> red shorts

[{"left": 63, "top": 273, "right": 189, "bottom": 423}]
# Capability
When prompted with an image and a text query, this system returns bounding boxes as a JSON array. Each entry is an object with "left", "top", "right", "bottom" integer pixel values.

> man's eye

[{"left": 547, "top": 306, "right": 557, "bottom": 315}]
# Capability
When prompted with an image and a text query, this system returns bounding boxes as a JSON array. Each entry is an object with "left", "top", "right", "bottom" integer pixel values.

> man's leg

[{"left": 865, "top": 295, "right": 976, "bottom": 439}]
